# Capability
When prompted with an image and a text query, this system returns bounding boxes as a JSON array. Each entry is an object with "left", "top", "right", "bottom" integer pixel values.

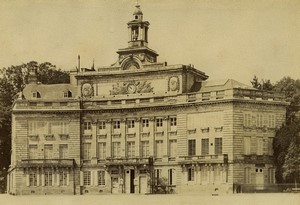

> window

[
  {"left": 243, "top": 113, "right": 251, "bottom": 127},
  {"left": 155, "top": 141, "right": 163, "bottom": 158},
  {"left": 188, "top": 139, "right": 196, "bottom": 156},
  {"left": 83, "top": 171, "right": 91, "bottom": 186},
  {"left": 60, "top": 122, "right": 69, "bottom": 134},
  {"left": 169, "top": 140, "right": 177, "bottom": 158},
  {"left": 154, "top": 169, "right": 162, "bottom": 185},
  {"left": 268, "top": 138, "right": 273, "bottom": 155},
  {"left": 29, "top": 172, "right": 37, "bottom": 186},
  {"left": 44, "top": 144, "right": 53, "bottom": 159},
  {"left": 244, "top": 136, "right": 251, "bottom": 155},
  {"left": 156, "top": 118, "right": 163, "bottom": 127},
  {"left": 112, "top": 142, "right": 121, "bottom": 158},
  {"left": 32, "top": 91, "right": 41, "bottom": 98},
  {"left": 168, "top": 169, "right": 174, "bottom": 185},
  {"left": 268, "top": 168, "right": 275, "bottom": 184},
  {"left": 98, "top": 171, "right": 105, "bottom": 186},
  {"left": 98, "top": 142, "right": 106, "bottom": 160},
  {"left": 170, "top": 117, "right": 177, "bottom": 127},
  {"left": 127, "top": 142, "right": 135, "bottom": 158},
  {"left": 47, "top": 122, "right": 53, "bottom": 135},
  {"left": 215, "top": 138, "right": 222, "bottom": 155},
  {"left": 59, "top": 171, "right": 68, "bottom": 186},
  {"left": 141, "top": 141, "right": 149, "bottom": 157},
  {"left": 28, "top": 144, "right": 38, "bottom": 159},
  {"left": 98, "top": 121, "right": 106, "bottom": 130},
  {"left": 127, "top": 120, "right": 135, "bottom": 128},
  {"left": 83, "top": 143, "right": 91, "bottom": 160},
  {"left": 245, "top": 167, "right": 251, "bottom": 184},
  {"left": 113, "top": 120, "right": 120, "bottom": 130},
  {"left": 256, "top": 114, "right": 263, "bottom": 127},
  {"left": 28, "top": 121, "right": 37, "bottom": 135},
  {"left": 45, "top": 171, "right": 52, "bottom": 186},
  {"left": 59, "top": 144, "right": 68, "bottom": 159},
  {"left": 257, "top": 137, "right": 263, "bottom": 155},
  {"left": 142, "top": 119, "right": 149, "bottom": 128},
  {"left": 187, "top": 167, "right": 195, "bottom": 181},
  {"left": 268, "top": 114, "right": 275, "bottom": 128},
  {"left": 63, "top": 90, "right": 72, "bottom": 98},
  {"left": 84, "top": 122, "right": 92, "bottom": 131},
  {"left": 201, "top": 139, "right": 209, "bottom": 156}
]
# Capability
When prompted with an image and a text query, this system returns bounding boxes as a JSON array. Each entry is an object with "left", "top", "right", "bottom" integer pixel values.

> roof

[
  {"left": 22, "top": 84, "right": 78, "bottom": 100},
  {"left": 200, "top": 79, "right": 256, "bottom": 92}
]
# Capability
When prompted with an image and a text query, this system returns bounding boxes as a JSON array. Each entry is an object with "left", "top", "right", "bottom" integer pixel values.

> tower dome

[{"left": 133, "top": 4, "right": 143, "bottom": 20}]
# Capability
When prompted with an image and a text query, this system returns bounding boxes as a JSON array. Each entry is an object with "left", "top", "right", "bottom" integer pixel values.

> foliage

[
  {"left": 250, "top": 75, "right": 274, "bottom": 91},
  {"left": 0, "top": 61, "right": 69, "bottom": 193},
  {"left": 282, "top": 143, "right": 300, "bottom": 185}
]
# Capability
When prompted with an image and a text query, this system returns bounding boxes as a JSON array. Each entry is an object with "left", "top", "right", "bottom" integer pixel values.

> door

[
  {"left": 130, "top": 169, "right": 135, "bottom": 193},
  {"left": 111, "top": 177, "right": 119, "bottom": 194},
  {"left": 255, "top": 168, "right": 264, "bottom": 190},
  {"left": 139, "top": 176, "right": 147, "bottom": 194}
]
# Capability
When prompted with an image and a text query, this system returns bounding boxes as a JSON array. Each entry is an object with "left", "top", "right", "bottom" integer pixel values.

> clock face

[{"left": 127, "top": 84, "right": 137, "bottom": 94}]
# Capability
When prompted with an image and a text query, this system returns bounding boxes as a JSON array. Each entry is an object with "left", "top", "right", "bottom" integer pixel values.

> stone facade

[{"left": 7, "top": 5, "right": 287, "bottom": 195}]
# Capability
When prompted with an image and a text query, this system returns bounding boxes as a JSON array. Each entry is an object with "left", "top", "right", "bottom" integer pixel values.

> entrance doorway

[
  {"left": 130, "top": 169, "right": 135, "bottom": 193},
  {"left": 255, "top": 168, "right": 264, "bottom": 190}
]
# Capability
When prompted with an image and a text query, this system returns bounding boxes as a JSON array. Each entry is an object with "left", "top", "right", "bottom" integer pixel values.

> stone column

[
  {"left": 91, "top": 121, "right": 98, "bottom": 164},
  {"left": 106, "top": 119, "right": 112, "bottom": 158},
  {"left": 135, "top": 118, "right": 140, "bottom": 157},
  {"left": 163, "top": 117, "right": 169, "bottom": 162}
]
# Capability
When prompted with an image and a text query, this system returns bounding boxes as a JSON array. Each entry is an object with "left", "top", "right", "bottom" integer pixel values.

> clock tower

[{"left": 116, "top": 4, "right": 159, "bottom": 70}]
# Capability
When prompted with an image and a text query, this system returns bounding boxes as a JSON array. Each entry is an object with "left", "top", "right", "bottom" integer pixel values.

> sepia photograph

[{"left": 0, "top": 0, "right": 300, "bottom": 204}]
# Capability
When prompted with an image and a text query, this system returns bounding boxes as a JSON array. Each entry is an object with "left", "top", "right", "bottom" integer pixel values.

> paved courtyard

[{"left": 1, "top": 193, "right": 299, "bottom": 205}]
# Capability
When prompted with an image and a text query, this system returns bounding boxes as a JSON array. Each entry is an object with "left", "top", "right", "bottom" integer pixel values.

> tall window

[
  {"left": 60, "top": 122, "right": 69, "bottom": 134},
  {"left": 112, "top": 142, "right": 121, "bottom": 158},
  {"left": 29, "top": 172, "right": 37, "bottom": 186},
  {"left": 59, "top": 171, "right": 68, "bottom": 186},
  {"left": 28, "top": 121, "right": 37, "bottom": 135},
  {"left": 188, "top": 139, "right": 196, "bottom": 156},
  {"left": 169, "top": 140, "right": 177, "bottom": 158},
  {"left": 59, "top": 144, "right": 68, "bottom": 159},
  {"left": 256, "top": 114, "right": 263, "bottom": 127},
  {"left": 141, "top": 141, "right": 149, "bottom": 157},
  {"left": 113, "top": 120, "right": 120, "bottom": 129},
  {"left": 170, "top": 117, "right": 177, "bottom": 126},
  {"left": 155, "top": 140, "right": 163, "bottom": 158},
  {"left": 156, "top": 118, "right": 163, "bottom": 127},
  {"left": 268, "top": 114, "right": 275, "bottom": 128},
  {"left": 201, "top": 139, "right": 209, "bottom": 156},
  {"left": 84, "top": 122, "right": 92, "bottom": 131},
  {"left": 168, "top": 169, "right": 174, "bottom": 185},
  {"left": 268, "top": 168, "right": 275, "bottom": 184},
  {"left": 83, "top": 171, "right": 91, "bottom": 186},
  {"left": 47, "top": 122, "right": 53, "bottom": 135},
  {"left": 98, "top": 142, "right": 106, "bottom": 160},
  {"left": 245, "top": 167, "right": 251, "bottom": 184},
  {"left": 257, "top": 137, "right": 263, "bottom": 155},
  {"left": 187, "top": 167, "right": 195, "bottom": 181},
  {"left": 45, "top": 171, "right": 53, "bottom": 186},
  {"left": 83, "top": 143, "right": 91, "bottom": 160},
  {"left": 215, "top": 138, "right": 222, "bottom": 155},
  {"left": 244, "top": 136, "right": 251, "bottom": 155},
  {"left": 98, "top": 171, "right": 105, "bottom": 186},
  {"left": 154, "top": 169, "right": 162, "bottom": 185},
  {"left": 98, "top": 121, "right": 106, "bottom": 130},
  {"left": 142, "top": 119, "right": 149, "bottom": 128},
  {"left": 44, "top": 144, "right": 53, "bottom": 159},
  {"left": 268, "top": 138, "right": 273, "bottom": 155},
  {"left": 28, "top": 144, "right": 38, "bottom": 159},
  {"left": 243, "top": 113, "right": 251, "bottom": 127},
  {"left": 127, "top": 142, "right": 135, "bottom": 158},
  {"left": 127, "top": 120, "right": 135, "bottom": 128}
]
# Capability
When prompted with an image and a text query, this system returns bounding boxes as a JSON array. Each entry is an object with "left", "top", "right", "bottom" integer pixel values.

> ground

[{"left": 1, "top": 193, "right": 299, "bottom": 205}]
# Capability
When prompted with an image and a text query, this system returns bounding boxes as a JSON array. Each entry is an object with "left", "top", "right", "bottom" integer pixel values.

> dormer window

[
  {"left": 32, "top": 91, "right": 41, "bottom": 98},
  {"left": 63, "top": 90, "right": 72, "bottom": 98},
  {"left": 135, "top": 15, "right": 138, "bottom": 19}
]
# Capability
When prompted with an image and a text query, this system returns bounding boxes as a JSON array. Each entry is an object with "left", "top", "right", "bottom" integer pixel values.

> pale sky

[{"left": 0, "top": 0, "right": 300, "bottom": 85}]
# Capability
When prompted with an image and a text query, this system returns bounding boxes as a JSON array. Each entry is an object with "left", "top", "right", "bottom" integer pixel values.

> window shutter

[
  {"left": 80, "top": 171, "right": 83, "bottom": 186},
  {"left": 26, "top": 174, "right": 30, "bottom": 187}
]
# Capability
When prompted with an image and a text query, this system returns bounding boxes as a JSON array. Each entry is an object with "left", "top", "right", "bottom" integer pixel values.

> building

[{"left": 7, "top": 5, "right": 287, "bottom": 195}]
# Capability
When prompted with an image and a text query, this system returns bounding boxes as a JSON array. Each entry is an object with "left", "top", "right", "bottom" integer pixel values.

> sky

[{"left": 0, "top": 0, "right": 300, "bottom": 85}]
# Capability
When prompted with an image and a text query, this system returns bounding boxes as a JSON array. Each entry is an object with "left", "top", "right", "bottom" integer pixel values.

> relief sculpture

[{"left": 110, "top": 80, "right": 154, "bottom": 95}]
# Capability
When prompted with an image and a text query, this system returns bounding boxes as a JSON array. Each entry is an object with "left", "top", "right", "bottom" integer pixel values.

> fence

[{"left": 235, "top": 183, "right": 300, "bottom": 193}]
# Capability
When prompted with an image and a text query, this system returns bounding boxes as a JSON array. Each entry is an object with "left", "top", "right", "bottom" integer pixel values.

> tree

[
  {"left": 283, "top": 143, "right": 300, "bottom": 187},
  {"left": 273, "top": 119, "right": 300, "bottom": 183},
  {"left": 250, "top": 75, "right": 274, "bottom": 91},
  {"left": 0, "top": 61, "right": 69, "bottom": 193}
]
